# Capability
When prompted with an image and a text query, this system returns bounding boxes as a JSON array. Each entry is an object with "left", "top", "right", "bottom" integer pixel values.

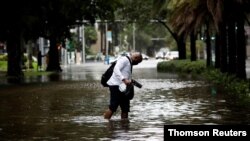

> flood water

[{"left": 0, "top": 61, "right": 250, "bottom": 141}]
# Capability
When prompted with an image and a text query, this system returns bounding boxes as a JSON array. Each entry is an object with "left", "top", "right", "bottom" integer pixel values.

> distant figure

[{"left": 37, "top": 50, "right": 45, "bottom": 71}]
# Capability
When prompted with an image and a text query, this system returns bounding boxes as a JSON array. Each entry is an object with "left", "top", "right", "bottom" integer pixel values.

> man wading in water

[{"left": 103, "top": 52, "right": 143, "bottom": 120}]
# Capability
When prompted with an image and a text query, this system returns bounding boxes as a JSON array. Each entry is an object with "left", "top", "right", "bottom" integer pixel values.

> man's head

[{"left": 131, "top": 52, "right": 143, "bottom": 65}]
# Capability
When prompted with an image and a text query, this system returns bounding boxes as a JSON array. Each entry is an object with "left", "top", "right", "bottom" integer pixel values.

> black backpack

[
  {"left": 101, "top": 56, "right": 131, "bottom": 87},
  {"left": 101, "top": 61, "right": 117, "bottom": 87}
]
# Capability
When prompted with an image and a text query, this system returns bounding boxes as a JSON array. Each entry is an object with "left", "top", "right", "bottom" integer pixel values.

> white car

[
  {"left": 155, "top": 51, "right": 166, "bottom": 59},
  {"left": 142, "top": 53, "right": 149, "bottom": 60},
  {"left": 166, "top": 51, "right": 179, "bottom": 60}
]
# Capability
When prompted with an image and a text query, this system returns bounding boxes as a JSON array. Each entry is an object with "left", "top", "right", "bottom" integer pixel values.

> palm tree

[
  {"left": 152, "top": 0, "right": 187, "bottom": 60},
  {"left": 168, "top": 0, "right": 220, "bottom": 67},
  {"left": 155, "top": 0, "right": 250, "bottom": 79}
]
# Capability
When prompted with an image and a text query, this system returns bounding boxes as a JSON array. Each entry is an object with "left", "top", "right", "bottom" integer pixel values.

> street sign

[{"left": 107, "top": 31, "right": 112, "bottom": 42}]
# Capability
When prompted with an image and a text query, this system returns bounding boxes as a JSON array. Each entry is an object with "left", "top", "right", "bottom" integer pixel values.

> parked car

[
  {"left": 155, "top": 51, "right": 166, "bottom": 59},
  {"left": 165, "top": 51, "right": 179, "bottom": 60},
  {"left": 142, "top": 53, "right": 149, "bottom": 60}
]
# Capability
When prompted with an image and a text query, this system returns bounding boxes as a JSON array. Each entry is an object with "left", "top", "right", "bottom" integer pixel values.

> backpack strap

[{"left": 126, "top": 56, "right": 132, "bottom": 72}]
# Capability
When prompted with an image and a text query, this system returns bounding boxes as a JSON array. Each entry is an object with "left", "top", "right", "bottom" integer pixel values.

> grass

[
  {"left": 0, "top": 61, "right": 7, "bottom": 71},
  {"left": 0, "top": 61, "right": 53, "bottom": 76},
  {"left": 23, "top": 70, "right": 54, "bottom": 76}
]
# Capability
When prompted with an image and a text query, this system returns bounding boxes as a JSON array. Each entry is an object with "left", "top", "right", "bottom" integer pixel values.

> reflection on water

[{"left": 0, "top": 66, "right": 250, "bottom": 141}]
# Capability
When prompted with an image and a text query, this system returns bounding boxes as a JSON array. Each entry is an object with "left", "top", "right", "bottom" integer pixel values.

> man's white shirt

[{"left": 107, "top": 56, "right": 132, "bottom": 86}]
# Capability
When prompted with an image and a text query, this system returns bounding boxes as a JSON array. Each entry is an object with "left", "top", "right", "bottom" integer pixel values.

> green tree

[
  {"left": 85, "top": 26, "right": 98, "bottom": 48},
  {"left": 0, "top": 0, "right": 121, "bottom": 80},
  {"left": 158, "top": 0, "right": 250, "bottom": 79},
  {"left": 0, "top": 0, "right": 41, "bottom": 80}
]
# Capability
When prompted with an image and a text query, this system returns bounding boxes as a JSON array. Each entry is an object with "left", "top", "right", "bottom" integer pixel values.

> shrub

[
  {"left": 157, "top": 59, "right": 206, "bottom": 74},
  {"left": 157, "top": 59, "right": 250, "bottom": 106}
]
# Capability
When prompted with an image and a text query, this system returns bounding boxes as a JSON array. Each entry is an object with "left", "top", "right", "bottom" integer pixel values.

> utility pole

[
  {"left": 105, "top": 21, "right": 109, "bottom": 64},
  {"left": 82, "top": 24, "right": 85, "bottom": 63},
  {"left": 133, "top": 23, "right": 135, "bottom": 51}
]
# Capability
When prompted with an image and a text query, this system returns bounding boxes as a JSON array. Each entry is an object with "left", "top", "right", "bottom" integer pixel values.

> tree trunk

[
  {"left": 100, "top": 23, "right": 104, "bottom": 53},
  {"left": 205, "top": 23, "right": 211, "bottom": 67},
  {"left": 6, "top": 30, "right": 23, "bottom": 83},
  {"left": 26, "top": 40, "right": 34, "bottom": 69},
  {"left": 46, "top": 37, "right": 62, "bottom": 72},
  {"left": 236, "top": 15, "right": 246, "bottom": 79},
  {"left": 190, "top": 30, "right": 196, "bottom": 61},
  {"left": 214, "top": 33, "right": 221, "bottom": 68},
  {"left": 177, "top": 33, "right": 186, "bottom": 60},
  {"left": 220, "top": 24, "right": 228, "bottom": 73},
  {"left": 157, "top": 20, "right": 186, "bottom": 60},
  {"left": 227, "top": 21, "right": 237, "bottom": 74}
]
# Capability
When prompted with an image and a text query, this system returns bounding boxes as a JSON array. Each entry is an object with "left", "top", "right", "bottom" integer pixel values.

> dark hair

[
  {"left": 131, "top": 52, "right": 142, "bottom": 65},
  {"left": 138, "top": 52, "right": 143, "bottom": 63}
]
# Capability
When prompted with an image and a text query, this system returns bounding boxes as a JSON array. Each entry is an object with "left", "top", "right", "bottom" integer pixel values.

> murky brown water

[{"left": 0, "top": 63, "right": 250, "bottom": 141}]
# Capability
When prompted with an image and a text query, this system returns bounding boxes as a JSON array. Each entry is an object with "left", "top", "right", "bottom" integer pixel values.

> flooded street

[{"left": 0, "top": 60, "right": 250, "bottom": 141}]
